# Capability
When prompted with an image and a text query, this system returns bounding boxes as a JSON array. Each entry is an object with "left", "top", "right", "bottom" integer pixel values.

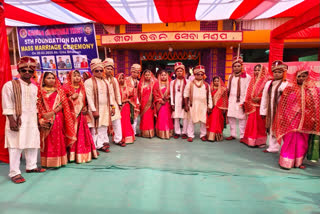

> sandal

[
  {"left": 181, "top": 134, "right": 188, "bottom": 139},
  {"left": 11, "top": 174, "right": 26, "bottom": 184},
  {"left": 26, "top": 168, "right": 46, "bottom": 173}
]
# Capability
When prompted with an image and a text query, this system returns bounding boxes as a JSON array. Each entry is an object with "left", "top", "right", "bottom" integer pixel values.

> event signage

[
  {"left": 102, "top": 31, "right": 242, "bottom": 45},
  {"left": 17, "top": 24, "right": 98, "bottom": 81}
]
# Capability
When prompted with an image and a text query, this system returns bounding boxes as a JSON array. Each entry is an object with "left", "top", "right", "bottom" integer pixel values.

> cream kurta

[
  {"left": 184, "top": 80, "right": 213, "bottom": 124},
  {"left": 2, "top": 79, "right": 40, "bottom": 149},
  {"left": 170, "top": 78, "right": 188, "bottom": 119},
  {"left": 227, "top": 75, "right": 251, "bottom": 120},
  {"left": 84, "top": 77, "right": 114, "bottom": 128},
  {"left": 260, "top": 80, "right": 288, "bottom": 118},
  {"left": 106, "top": 76, "right": 122, "bottom": 121}
]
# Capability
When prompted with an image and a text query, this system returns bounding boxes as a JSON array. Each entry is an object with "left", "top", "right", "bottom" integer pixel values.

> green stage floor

[{"left": 1, "top": 127, "right": 320, "bottom": 214}]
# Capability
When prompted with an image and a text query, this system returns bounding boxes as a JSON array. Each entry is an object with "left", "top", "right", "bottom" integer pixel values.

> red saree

[
  {"left": 138, "top": 72, "right": 156, "bottom": 138},
  {"left": 117, "top": 73, "right": 135, "bottom": 144},
  {"left": 64, "top": 70, "right": 98, "bottom": 163},
  {"left": 37, "top": 72, "right": 76, "bottom": 168},
  {"left": 154, "top": 80, "right": 173, "bottom": 139},
  {"left": 207, "top": 77, "right": 228, "bottom": 141},
  {"left": 242, "top": 65, "right": 269, "bottom": 147}
]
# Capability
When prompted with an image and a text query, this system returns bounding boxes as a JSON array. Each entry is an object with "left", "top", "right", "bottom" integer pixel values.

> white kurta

[
  {"left": 260, "top": 79, "right": 288, "bottom": 152},
  {"left": 170, "top": 78, "right": 188, "bottom": 119},
  {"left": 184, "top": 80, "right": 213, "bottom": 124},
  {"left": 106, "top": 77, "right": 122, "bottom": 121},
  {"left": 84, "top": 77, "right": 114, "bottom": 128},
  {"left": 227, "top": 75, "right": 251, "bottom": 120},
  {"left": 2, "top": 79, "right": 40, "bottom": 149}
]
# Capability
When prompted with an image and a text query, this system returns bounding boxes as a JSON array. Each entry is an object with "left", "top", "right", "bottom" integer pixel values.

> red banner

[{"left": 0, "top": 7, "right": 12, "bottom": 163}]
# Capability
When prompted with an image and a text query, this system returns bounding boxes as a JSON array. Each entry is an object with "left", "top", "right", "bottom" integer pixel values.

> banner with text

[
  {"left": 101, "top": 31, "right": 243, "bottom": 45},
  {"left": 17, "top": 23, "right": 98, "bottom": 82}
]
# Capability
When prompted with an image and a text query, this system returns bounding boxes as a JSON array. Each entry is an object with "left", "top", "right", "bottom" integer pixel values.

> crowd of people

[{"left": 2, "top": 56, "right": 319, "bottom": 184}]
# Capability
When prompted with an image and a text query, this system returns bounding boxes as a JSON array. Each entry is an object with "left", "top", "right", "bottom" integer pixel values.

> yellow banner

[{"left": 101, "top": 31, "right": 242, "bottom": 45}]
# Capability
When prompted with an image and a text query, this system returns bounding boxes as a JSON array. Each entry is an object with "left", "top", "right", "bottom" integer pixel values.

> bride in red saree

[
  {"left": 206, "top": 76, "right": 228, "bottom": 141},
  {"left": 273, "top": 70, "right": 320, "bottom": 169},
  {"left": 154, "top": 70, "right": 173, "bottom": 139},
  {"left": 37, "top": 72, "right": 76, "bottom": 168},
  {"left": 242, "top": 64, "right": 269, "bottom": 147},
  {"left": 138, "top": 70, "right": 157, "bottom": 138},
  {"left": 116, "top": 73, "right": 135, "bottom": 144},
  {"left": 63, "top": 70, "right": 98, "bottom": 163}
]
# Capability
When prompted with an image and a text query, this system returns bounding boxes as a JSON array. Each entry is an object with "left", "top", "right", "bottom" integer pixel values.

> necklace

[{"left": 44, "top": 86, "right": 55, "bottom": 92}]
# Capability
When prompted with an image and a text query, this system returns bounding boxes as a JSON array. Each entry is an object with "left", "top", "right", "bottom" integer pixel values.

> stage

[{"left": 0, "top": 127, "right": 319, "bottom": 214}]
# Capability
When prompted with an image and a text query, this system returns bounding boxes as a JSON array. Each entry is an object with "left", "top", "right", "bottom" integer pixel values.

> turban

[
  {"left": 194, "top": 65, "right": 205, "bottom": 74},
  {"left": 18, "top": 56, "right": 36, "bottom": 70},
  {"left": 174, "top": 62, "right": 185, "bottom": 71},
  {"left": 90, "top": 58, "right": 104, "bottom": 71},
  {"left": 232, "top": 56, "right": 243, "bottom": 65},
  {"left": 131, "top": 63, "right": 141, "bottom": 72},
  {"left": 103, "top": 58, "right": 114, "bottom": 68},
  {"left": 271, "top": 60, "right": 288, "bottom": 72}
]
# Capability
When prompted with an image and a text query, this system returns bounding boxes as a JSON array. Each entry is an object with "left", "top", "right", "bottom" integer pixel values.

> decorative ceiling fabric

[{"left": 3, "top": 0, "right": 318, "bottom": 26}]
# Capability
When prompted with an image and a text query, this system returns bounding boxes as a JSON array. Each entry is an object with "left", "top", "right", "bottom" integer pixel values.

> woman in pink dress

[
  {"left": 242, "top": 64, "right": 269, "bottom": 147},
  {"left": 138, "top": 70, "right": 157, "bottom": 138},
  {"left": 37, "top": 72, "right": 76, "bottom": 168},
  {"left": 206, "top": 76, "right": 228, "bottom": 141},
  {"left": 154, "top": 70, "right": 173, "bottom": 139},
  {"left": 116, "top": 73, "right": 135, "bottom": 144},
  {"left": 273, "top": 69, "right": 320, "bottom": 169},
  {"left": 63, "top": 70, "right": 98, "bottom": 163}
]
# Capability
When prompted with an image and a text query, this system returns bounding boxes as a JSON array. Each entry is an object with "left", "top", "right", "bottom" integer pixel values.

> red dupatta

[
  {"left": 63, "top": 70, "right": 87, "bottom": 117},
  {"left": 211, "top": 77, "right": 228, "bottom": 110},
  {"left": 272, "top": 71, "right": 320, "bottom": 143},
  {"left": 244, "top": 65, "right": 269, "bottom": 114},
  {"left": 37, "top": 72, "right": 76, "bottom": 150},
  {"left": 154, "top": 72, "right": 171, "bottom": 113},
  {"left": 138, "top": 70, "right": 157, "bottom": 116}
]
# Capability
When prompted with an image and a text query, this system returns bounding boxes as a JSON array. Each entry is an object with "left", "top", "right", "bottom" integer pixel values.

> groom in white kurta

[
  {"left": 103, "top": 58, "right": 124, "bottom": 146},
  {"left": 85, "top": 58, "right": 115, "bottom": 153},
  {"left": 2, "top": 56, "right": 45, "bottom": 183},
  {"left": 184, "top": 65, "right": 212, "bottom": 142},
  {"left": 260, "top": 60, "right": 288, "bottom": 153},
  {"left": 170, "top": 62, "right": 189, "bottom": 139},
  {"left": 226, "top": 56, "right": 251, "bottom": 141}
]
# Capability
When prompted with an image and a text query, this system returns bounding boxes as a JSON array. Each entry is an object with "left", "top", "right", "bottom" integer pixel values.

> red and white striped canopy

[{"left": 3, "top": 0, "right": 318, "bottom": 26}]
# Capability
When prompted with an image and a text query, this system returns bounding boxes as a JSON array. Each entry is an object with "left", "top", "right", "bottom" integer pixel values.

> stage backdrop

[{"left": 17, "top": 23, "right": 98, "bottom": 82}]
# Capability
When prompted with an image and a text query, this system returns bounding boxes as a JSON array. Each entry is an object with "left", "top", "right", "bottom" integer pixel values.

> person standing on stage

[
  {"left": 242, "top": 64, "right": 269, "bottom": 147},
  {"left": 225, "top": 56, "right": 251, "bottom": 142},
  {"left": 184, "top": 65, "right": 213, "bottom": 142},
  {"left": 84, "top": 58, "right": 115, "bottom": 153},
  {"left": 170, "top": 62, "right": 189, "bottom": 139},
  {"left": 260, "top": 60, "right": 288, "bottom": 153},
  {"left": 103, "top": 58, "right": 124, "bottom": 147},
  {"left": 273, "top": 69, "right": 319, "bottom": 169},
  {"left": 125, "top": 64, "right": 141, "bottom": 136},
  {"left": 2, "top": 56, "right": 46, "bottom": 184}
]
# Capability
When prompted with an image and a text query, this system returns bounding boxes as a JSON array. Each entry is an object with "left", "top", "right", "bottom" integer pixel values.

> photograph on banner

[
  {"left": 33, "top": 56, "right": 41, "bottom": 70},
  {"left": 57, "top": 70, "right": 69, "bottom": 84},
  {"left": 57, "top": 55, "right": 71, "bottom": 69},
  {"left": 73, "top": 55, "right": 88, "bottom": 69},
  {"left": 16, "top": 23, "right": 98, "bottom": 73}
]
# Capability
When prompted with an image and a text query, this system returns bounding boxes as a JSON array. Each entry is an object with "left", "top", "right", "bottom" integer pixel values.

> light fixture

[{"left": 168, "top": 45, "right": 173, "bottom": 52}]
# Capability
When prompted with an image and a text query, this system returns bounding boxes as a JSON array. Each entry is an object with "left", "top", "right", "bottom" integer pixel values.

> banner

[
  {"left": 17, "top": 24, "right": 98, "bottom": 82},
  {"left": 101, "top": 31, "right": 243, "bottom": 45}
]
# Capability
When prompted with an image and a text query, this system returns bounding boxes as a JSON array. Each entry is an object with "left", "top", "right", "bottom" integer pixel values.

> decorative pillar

[{"left": 224, "top": 46, "right": 234, "bottom": 86}]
